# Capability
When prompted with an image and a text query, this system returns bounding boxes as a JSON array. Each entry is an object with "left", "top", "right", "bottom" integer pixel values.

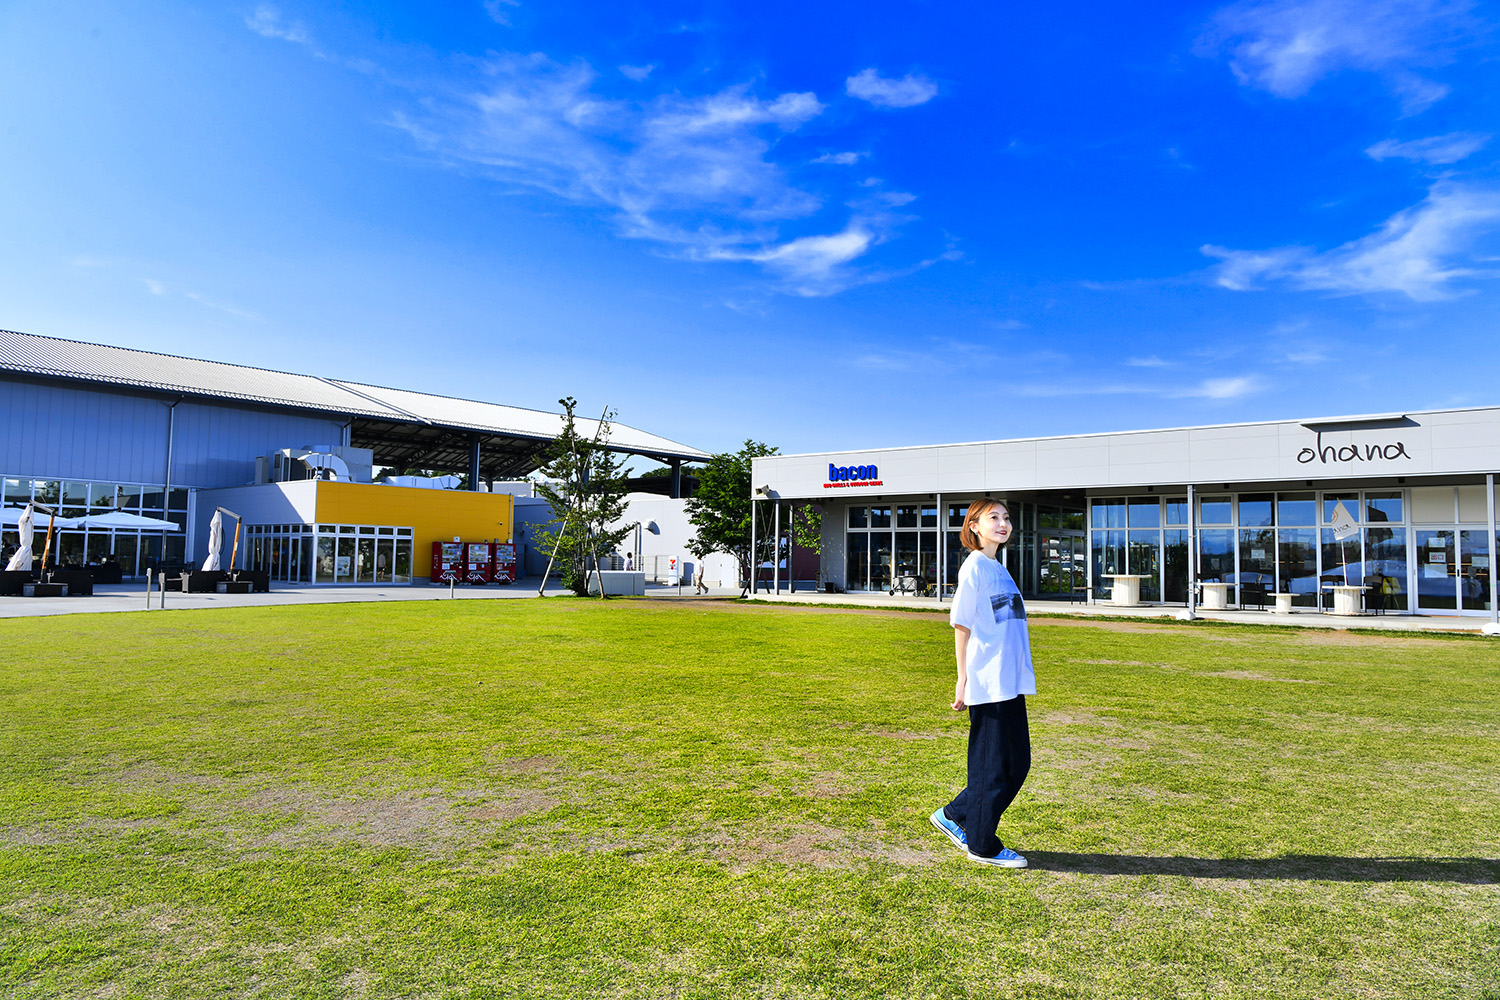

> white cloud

[
  {"left": 245, "top": 4, "right": 309, "bottom": 45},
  {"left": 1126, "top": 355, "right": 1174, "bottom": 367},
  {"left": 1202, "top": 183, "right": 1500, "bottom": 300},
  {"left": 1174, "top": 376, "right": 1261, "bottom": 399},
  {"left": 619, "top": 63, "right": 654, "bottom": 82},
  {"left": 382, "top": 53, "right": 927, "bottom": 293},
  {"left": 1198, "top": 0, "right": 1471, "bottom": 111},
  {"left": 1366, "top": 131, "right": 1489, "bottom": 163},
  {"left": 699, "top": 223, "right": 877, "bottom": 296},
  {"left": 846, "top": 68, "right": 938, "bottom": 108},
  {"left": 141, "top": 278, "right": 166, "bottom": 296},
  {"left": 484, "top": 0, "right": 520, "bottom": 25},
  {"left": 813, "top": 151, "right": 865, "bottom": 166}
]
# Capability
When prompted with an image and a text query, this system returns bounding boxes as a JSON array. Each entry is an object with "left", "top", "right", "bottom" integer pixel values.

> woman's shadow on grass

[{"left": 1024, "top": 852, "right": 1499, "bottom": 883}]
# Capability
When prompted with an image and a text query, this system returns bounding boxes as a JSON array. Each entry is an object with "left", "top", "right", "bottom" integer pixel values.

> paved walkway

[
  {"left": 2, "top": 579, "right": 1497, "bottom": 634},
  {"left": 0, "top": 580, "right": 741, "bottom": 619},
  {"left": 744, "top": 589, "right": 1500, "bottom": 635}
]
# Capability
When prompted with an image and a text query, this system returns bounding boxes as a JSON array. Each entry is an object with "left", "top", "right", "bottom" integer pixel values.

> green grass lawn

[{"left": 1, "top": 599, "right": 1497, "bottom": 999}]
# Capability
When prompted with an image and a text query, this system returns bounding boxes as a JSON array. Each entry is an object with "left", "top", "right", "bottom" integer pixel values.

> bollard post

[
  {"left": 145, "top": 572, "right": 153, "bottom": 610},
  {"left": 450, "top": 575, "right": 456, "bottom": 599}
]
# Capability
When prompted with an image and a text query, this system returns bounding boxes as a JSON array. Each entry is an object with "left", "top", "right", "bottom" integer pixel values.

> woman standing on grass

[{"left": 929, "top": 498, "right": 1035, "bottom": 868}]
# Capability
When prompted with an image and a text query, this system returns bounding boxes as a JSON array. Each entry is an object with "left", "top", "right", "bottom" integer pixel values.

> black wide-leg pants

[{"left": 943, "top": 695, "right": 1030, "bottom": 858}]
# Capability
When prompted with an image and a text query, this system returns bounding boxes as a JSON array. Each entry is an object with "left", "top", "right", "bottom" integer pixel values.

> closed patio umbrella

[
  {"left": 202, "top": 510, "right": 223, "bottom": 571},
  {"left": 4, "top": 505, "right": 33, "bottom": 571}
]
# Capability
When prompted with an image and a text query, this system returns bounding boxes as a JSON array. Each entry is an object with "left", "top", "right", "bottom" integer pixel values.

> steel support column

[{"left": 469, "top": 435, "right": 483, "bottom": 491}]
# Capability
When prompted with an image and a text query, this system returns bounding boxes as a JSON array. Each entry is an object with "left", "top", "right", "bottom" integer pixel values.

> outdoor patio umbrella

[
  {"left": 66, "top": 511, "right": 182, "bottom": 531},
  {"left": 4, "top": 505, "right": 33, "bottom": 571},
  {"left": 202, "top": 510, "right": 223, "bottom": 571}
]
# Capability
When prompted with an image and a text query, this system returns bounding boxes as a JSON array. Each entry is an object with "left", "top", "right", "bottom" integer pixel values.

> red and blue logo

[{"left": 824, "top": 463, "right": 881, "bottom": 489}]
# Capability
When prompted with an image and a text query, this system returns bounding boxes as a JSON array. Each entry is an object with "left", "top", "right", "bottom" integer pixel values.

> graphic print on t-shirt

[{"left": 989, "top": 591, "right": 1027, "bottom": 622}]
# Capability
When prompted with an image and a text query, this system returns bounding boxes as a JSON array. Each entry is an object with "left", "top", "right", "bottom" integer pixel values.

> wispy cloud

[
  {"left": 140, "top": 278, "right": 259, "bottom": 319},
  {"left": 1198, "top": 0, "right": 1473, "bottom": 112},
  {"left": 846, "top": 69, "right": 939, "bottom": 108},
  {"left": 380, "top": 52, "right": 939, "bottom": 294},
  {"left": 619, "top": 63, "right": 654, "bottom": 82},
  {"left": 1016, "top": 375, "right": 1262, "bottom": 400},
  {"left": 1366, "top": 131, "right": 1489, "bottom": 163},
  {"left": 1126, "top": 355, "right": 1174, "bottom": 368},
  {"left": 1202, "top": 182, "right": 1500, "bottom": 299},
  {"left": 813, "top": 151, "right": 866, "bottom": 166},
  {"left": 245, "top": 4, "right": 308, "bottom": 44},
  {"left": 483, "top": 0, "right": 520, "bottom": 26}
]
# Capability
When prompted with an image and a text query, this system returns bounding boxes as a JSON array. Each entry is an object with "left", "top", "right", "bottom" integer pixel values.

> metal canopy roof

[{"left": 0, "top": 329, "right": 709, "bottom": 477}]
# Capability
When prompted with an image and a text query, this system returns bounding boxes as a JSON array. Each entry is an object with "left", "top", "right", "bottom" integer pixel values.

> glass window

[
  {"left": 317, "top": 535, "right": 336, "bottom": 583},
  {"left": 1459, "top": 529, "right": 1491, "bottom": 611},
  {"left": 140, "top": 486, "right": 164, "bottom": 511},
  {"left": 1060, "top": 509, "right": 1085, "bottom": 530},
  {"left": 1164, "top": 529, "right": 1189, "bottom": 602},
  {"left": 1323, "top": 494, "right": 1361, "bottom": 524},
  {"left": 1277, "top": 493, "right": 1316, "bottom": 527},
  {"left": 1038, "top": 507, "right": 1061, "bottom": 530},
  {"left": 89, "top": 483, "right": 116, "bottom": 509},
  {"left": 920, "top": 504, "right": 937, "bottom": 529},
  {"left": 394, "top": 539, "right": 412, "bottom": 583},
  {"left": 848, "top": 507, "right": 868, "bottom": 529},
  {"left": 894, "top": 531, "right": 919, "bottom": 580},
  {"left": 168, "top": 488, "right": 188, "bottom": 511},
  {"left": 339, "top": 525, "right": 356, "bottom": 534},
  {"left": 378, "top": 526, "right": 394, "bottom": 535},
  {"left": 1199, "top": 528, "right": 1236, "bottom": 603},
  {"left": 1164, "top": 498, "right": 1189, "bottom": 525},
  {"left": 1238, "top": 528, "right": 1275, "bottom": 588},
  {"left": 1415, "top": 529, "right": 1454, "bottom": 610},
  {"left": 1364, "top": 491, "right": 1403, "bottom": 524},
  {"left": 1128, "top": 498, "right": 1160, "bottom": 529},
  {"left": 117, "top": 484, "right": 143, "bottom": 510},
  {"left": 2, "top": 478, "right": 24, "bottom": 506},
  {"left": 1238, "top": 494, "right": 1274, "bottom": 527},
  {"left": 62, "top": 481, "right": 90, "bottom": 506},
  {"left": 896, "top": 505, "right": 919, "bottom": 529},
  {"left": 869, "top": 506, "right": 891, "bottom": 529},
  {"left": 397, "top": 527, "right": 412, "bottom": 537},
  {"left": 1366, "top": 527, "right": 1408, "bottom": 612},
  {"left": 846, "top": 532, "right": 869, "bottom": 590},
  {"left": 33, "top": 480, "right": 60, "bottom": 506},
  {"left": 1128, "top": 530, "right": 1160, "bottom": 601},
  {"left": 871, "top": 533, "right": 892, "bottom": 589},
  {"left": 1277, "top": 528, "right": 1318, "bottom": 608},
  {"left": 1199, "top": 495, "right": 1232, "bottom": 525},
  {"left": 1091, "top": 498, "right": 1126, "bottom": 529},
  {"left": 948, "top": 504, "right": 966, "bottom": 528},
  {"left": 1092, "top": 529, "right": 1127, "bottom": 600}
]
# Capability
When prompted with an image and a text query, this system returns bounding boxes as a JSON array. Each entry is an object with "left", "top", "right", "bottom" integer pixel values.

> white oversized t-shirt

[{"left": 949, "top": 550, "right": 1037, "bottom": 705}]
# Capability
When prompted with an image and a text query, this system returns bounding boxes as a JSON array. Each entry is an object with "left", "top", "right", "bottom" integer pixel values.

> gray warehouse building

[
  {"left": 0, "top": 329, "right": 707, "bottom": 579},
  {"left": 753, "top": 407, "right": 1500, "bottom": 620}
]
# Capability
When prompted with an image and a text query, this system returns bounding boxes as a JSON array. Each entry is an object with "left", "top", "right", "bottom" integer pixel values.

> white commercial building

[{"left": 751, "top": 406, "right": 1500, "bottom": 620}]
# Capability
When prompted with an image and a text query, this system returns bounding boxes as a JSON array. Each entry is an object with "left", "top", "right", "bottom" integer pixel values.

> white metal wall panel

[{"left": 759, "top": 406, "right": 1500, "bottom": 499}]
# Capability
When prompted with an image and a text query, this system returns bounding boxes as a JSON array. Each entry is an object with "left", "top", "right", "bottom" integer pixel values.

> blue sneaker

[
  {"left": 969, "top": 846, "right": 1027, "bottom": 868},
  {"left": 929, "top": 809, "right": 967, "bottom": 852}
]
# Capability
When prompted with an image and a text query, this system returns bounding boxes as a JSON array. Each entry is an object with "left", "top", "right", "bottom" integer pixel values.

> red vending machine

[
  {"left": 492, "top": 543, "right": 517, "bottom": 584},
  {"left": 431, "top": 542, "right": 463, "bottom": 585},
  {"left": 464, "top": 542, "right": 493, "bottom": 585}
]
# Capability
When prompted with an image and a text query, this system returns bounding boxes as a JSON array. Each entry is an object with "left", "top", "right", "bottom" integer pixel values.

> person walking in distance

[
  {"left": 694, "top": 556, "right": 708, "bottom": 595},
  {"left": 929, "top": 498, "right": 1036, "bottom": 868}
]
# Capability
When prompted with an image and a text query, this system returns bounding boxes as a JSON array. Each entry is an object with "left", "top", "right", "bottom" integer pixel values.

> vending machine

[
  {"left": 492, "top": 543, "right": 517, "bottom": 584},
  {"left": 464, "top": 541, "right": 493, "bottom": 585},
  {"left": 430, "top": 542, "right": 463, "bottom": 585}
]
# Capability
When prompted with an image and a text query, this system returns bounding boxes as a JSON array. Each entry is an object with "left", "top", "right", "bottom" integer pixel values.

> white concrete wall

[
  {"left": 605, "top": 493, "right": 738, "bottom": 587},
  {"left": 755, "top": 407, "right": 1500, "bottom": 499}
]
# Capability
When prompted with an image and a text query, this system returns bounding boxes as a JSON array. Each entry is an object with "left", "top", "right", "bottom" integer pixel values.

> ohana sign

[
  {"left": 1297, "top": 431, "right": 1412, "bottom": 465},
  {"left": 825, "top": 463, "right": 882, "bottom": 488}
]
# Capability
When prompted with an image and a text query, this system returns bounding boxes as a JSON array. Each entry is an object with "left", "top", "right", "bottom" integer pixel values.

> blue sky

[{"left": 2, "top": 0, "right": 1498, "bottom": 461}]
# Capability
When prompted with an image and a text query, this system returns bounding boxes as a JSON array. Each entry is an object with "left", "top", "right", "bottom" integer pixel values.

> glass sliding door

[
  {"left": 1415, "top": 529, "right": 1455, "bottom": 610},
  {"left": 1459, "top": 529, "right": 1492, "bottom": 612},
  {"left": 1365, "top": 526, "right": 1408, "bottom": 612},
  {"left": 1277, "top": 528, "right": 1318, "bottom": 607},
  {"left": 846, "top": 531, "right": 869, "bottom": 591}
]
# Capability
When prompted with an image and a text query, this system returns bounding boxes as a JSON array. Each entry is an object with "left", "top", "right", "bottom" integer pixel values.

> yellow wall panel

[{"left": 314, "top": 482, "right": 513, "bottom": 577}]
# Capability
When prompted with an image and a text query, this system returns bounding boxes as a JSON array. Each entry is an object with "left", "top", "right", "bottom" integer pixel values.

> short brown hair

[{"left": 960, "top": 498, "right": 1010, "bottom": 551}]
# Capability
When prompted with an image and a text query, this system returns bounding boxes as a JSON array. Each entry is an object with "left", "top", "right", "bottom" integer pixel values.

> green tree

[
  {"left": 684, "top": 440, "right": 778, "bottom": 596},
  {"left": 533, "top": 397, "right": 633, "bottom": 596},
  {"left": 790, "top": 504, "right": 824, "bottom": 589}
]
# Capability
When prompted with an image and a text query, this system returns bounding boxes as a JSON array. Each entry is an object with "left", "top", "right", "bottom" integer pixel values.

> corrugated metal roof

[
  {"left": 0, "top": 329, "right": 709, "bottom": 461},
  {"left": 332, "top": 380, "right": 704, "bottom": 458}
]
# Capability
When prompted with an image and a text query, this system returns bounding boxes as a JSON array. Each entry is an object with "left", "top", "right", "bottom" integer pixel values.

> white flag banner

[{"left": 1330, "top": 501, "right": 1359, "bottom": 541}]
